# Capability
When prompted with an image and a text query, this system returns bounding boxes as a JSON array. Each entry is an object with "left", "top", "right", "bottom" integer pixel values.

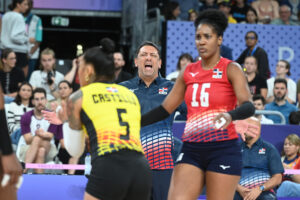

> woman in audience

[
  {"left": 29, "top": 48, "right": 64, "bottom": 102},
  {"left": 163, "top": 1, "right": 181, "bottom": 20},
  {"left": 6, "top": 82, "right": 33, "bottom": 146},
  {"left": 166, "top": 53, "right": 193, "bottom": 81},
  {"left": 251, "top": 0, "right": 279, "bottom": 23},
  {"left": 188, "top": 9, "right": 198, "bottom": 21},
  {"left": 231, "top": 0, "right": 251, "bottom": 22},
  {"left": 0, "top": 0, "right": 29, "bottom": 77},
  {"left": 266, "top": 60, "right": 296, "bottom": 104},
  {"left": 0, "top": 48, "right": 25, "bottom": 104},
  {"left": 244, "top": 56, "right": 268, "bottom": 99},
  {"left": 277, "top": 134, "right": 300, "bottom": 197}
]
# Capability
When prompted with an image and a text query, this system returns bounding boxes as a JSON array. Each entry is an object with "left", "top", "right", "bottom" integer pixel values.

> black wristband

[
  {"left": 228, "top": 101, "right": 255, "bottom": 121},
  {"left": 141, "top": 105, "right": 170, "bottom": 127},
  {"left": 0, "top": 109, "right": 13, "bottom": 155}
]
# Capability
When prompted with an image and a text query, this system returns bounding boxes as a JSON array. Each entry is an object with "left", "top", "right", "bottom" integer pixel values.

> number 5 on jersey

[
  {"left": 191, "top": 83, "right": 211, "bottom": 107},
  {"left": 117, "top": 108, "right": 130, "bottom": 140}
]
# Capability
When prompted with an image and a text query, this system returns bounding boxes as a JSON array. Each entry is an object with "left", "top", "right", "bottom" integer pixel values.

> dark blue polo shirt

[
  {"left": 120, "top": 76, "right": 185, "bottom": 169},
  {"left": 239, "top": 137, "right": 284, "bottom": 189}
]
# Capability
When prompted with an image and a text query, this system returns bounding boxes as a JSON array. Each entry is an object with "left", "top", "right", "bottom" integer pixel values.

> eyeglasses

[{"left": 245, "top": 36, "right": 256, "bottom": 40}]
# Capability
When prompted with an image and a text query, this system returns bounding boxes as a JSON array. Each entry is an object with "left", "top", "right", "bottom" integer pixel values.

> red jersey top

[{"left": 182, "top": 57, "right": 238, "bottom": 142}]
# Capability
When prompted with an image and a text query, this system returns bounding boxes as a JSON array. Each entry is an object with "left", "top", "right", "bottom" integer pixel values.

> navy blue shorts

[{"left": 176, "top": 139, "right": 242, "bottom": 175}]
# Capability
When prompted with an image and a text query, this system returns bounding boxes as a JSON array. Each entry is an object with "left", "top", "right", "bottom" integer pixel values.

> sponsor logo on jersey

[
  {"left": 106, "top": 87, "right": 118, "bottom": 93},
  {"left": 258, "top": 148, "right": 266, "bottom": 154},
  {"left": 159, "top": 87, "right": 168, "bottom": 95},
  {"left": 190, "top": 72, "right": 199, "bottom": 77},
  {"left": 212, "top": 68, "right": 223, "bottom": 79}
]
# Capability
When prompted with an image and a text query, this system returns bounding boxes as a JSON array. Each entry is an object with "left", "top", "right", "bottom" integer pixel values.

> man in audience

[
  {"left": 113, "top": 51, "right": 132, "bottom": 83},
  {"left": 18, "top": 88, "right": 62, "bottom": 173},
  {"left": 218, "top": 0, "right": 237, "bottom": 23},
  {"left": 271, "top": 4, "right": 298, "bottom": 25},
  {"left": 252, "top": 94, "right": 274, "bottom": 124},
  {"left": 236, "top": 31, "right": 270, "bottom": 80},
  {"left": 234, "top": 117, "right": 283, "bottom": 200},
  {"left": 24, "top": 0, "right": 43, "bottom": 81},
  {"left": 265, "top": 78, "right": 298, "bottom": 124},
  {"left": 120, "top": 41, "right": 185, "bottom": 200}
]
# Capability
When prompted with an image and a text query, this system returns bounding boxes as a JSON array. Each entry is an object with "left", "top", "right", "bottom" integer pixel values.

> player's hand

[
  {"left": 213, "top": 113, "right": 232, "bottom": 130},
  {"left": 1, "top": 154, "right": 22, "bottom": 187},
  {"left": 42, "top": 110, "right": 63, "bottom": 125},
  {"left": 244, "top": 187, "right": 262, "bottom": 200},
  {"left": 234, "top": 120, "right": 259, "bottom": 141}
]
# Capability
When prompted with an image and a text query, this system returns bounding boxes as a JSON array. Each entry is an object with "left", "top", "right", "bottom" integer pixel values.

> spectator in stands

[
  {"left": 113, "top": 51, "right": 132, "bottom": 83},
  {"left": 277, "top": 134, "right": 300, "bottom": 197},
  {"left": 236, "top": 31, "right": 270, "bottom": 80},
  {"left": 0, "top": 48, "right": 25, "bottom": 104},
  {"left": 280, "top": 0, "right": 300, "bottom": 22},
  {"left": 289, "top": 111, "right": 300, "bottom": 125},
  {"left": 64, "top": 56, "right": 81, "bottom": 92},
  {"left": 241, "top": 7, "right": 261, "bottom": 24},
  {"left": 231, "top": 0, "right": 251, "bottom": 22},
  {"left": 266, "top": 60, "right": 296, "bottom": 104},
  {"left": 174, "top": 0, "right": 199, "bottom": 21},
  {"left": 24, "top": 0, "right": 43, "bottom": 81},
  {"left": 253, "top": 94, "right": 274, "bottom": 124},
  {"left": 251, "top": 0, "right": 279, "bottom": 24},
  {"left": 265, "top": 78, "right": 298, "bottom": 124},
  {"left": 120, "top": 41, "right": 185, "bottom": 200},
  {"left": 29, "top": 48, "right": 64, "bottom": 102},
  {"left": 234, "top": 117, "right": 283, "bottom": 200},
  {"left": 166, "top": 53, "right": 193, "bottom": 81},
  {"left": 0, "top": 0, "right": 29, "bottom": 77},
  {"left": 17, "top": 88, "right": 62, "bottom": 173},
  {"left": 188, "top": 8, "right": 198, "bottom": 21},
  {"left": 163, "top": 1, "right": 181, "bottom": 20},
  {"left": 218, "top": 0, "right": 238, "bottom": 23},
  {"left": 244, "top": 56, "right": 268, "bottom": 99},
  {"left": 6, "top": 82, "right": 33, "bottom": 146},
  {"left": 271, "top": 4, "right": 298, "bottom": 25},
  {"left": 199, "top": 0, "right": 218, "bottom": 12}
]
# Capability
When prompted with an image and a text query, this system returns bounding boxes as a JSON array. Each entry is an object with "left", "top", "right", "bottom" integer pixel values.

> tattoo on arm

[{"left": 67, "top": 90, "right": 83, "bottom": 130}]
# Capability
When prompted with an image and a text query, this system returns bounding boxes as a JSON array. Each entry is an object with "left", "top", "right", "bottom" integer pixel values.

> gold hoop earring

[{"left": 85, "top": 76, "right": 89, "bottom": 82}]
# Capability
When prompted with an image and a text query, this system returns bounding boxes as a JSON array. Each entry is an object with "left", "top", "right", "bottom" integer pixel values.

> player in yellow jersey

[{"left": 43, "top": 39, "right": 151, "bottom": 200}]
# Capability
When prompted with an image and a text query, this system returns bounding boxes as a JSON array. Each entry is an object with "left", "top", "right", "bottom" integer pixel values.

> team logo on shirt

[
  {"left": 258, "top": 148, "right": 266, "bottom": 154},
  {"left": 106, "top": 87, "right": 118, "bottom": 93},
  {"left": 158, "top": 87, "right": 168, "bottom": 95},
  {"left": 212, "top": 69, "right": 223, "bottom": 79}
]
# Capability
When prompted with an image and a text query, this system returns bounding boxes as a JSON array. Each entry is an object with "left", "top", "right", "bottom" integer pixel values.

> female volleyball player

[
  {"left": 142, "top": 9, "right": 257, "bottom": 200},
  {"left": 44, "top": 39, "right": 151, "bottom": 200}
]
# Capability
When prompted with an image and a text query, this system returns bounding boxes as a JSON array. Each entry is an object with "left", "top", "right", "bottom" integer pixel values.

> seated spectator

[
  {"left": 188, "top": 8, "right": 198, "bottom": 21},
  {"left": 244, "top": 56, "right": 268, "bottom": 99},
  {"left": 163, "top": 1, "right": 181, "bottom": 21},
  {"left": 271, "top": 4, "right": 298, "bottom": 25},
  {"left": 289, "top": 111, "right": 300, "bottom": 124},
  {"left": 0, "top": 48, "right": 25, "bottom": 104},
  {"left": 218, "top": 0, "right": 237, "bottom": 23},
  {"left": 114, "top": 51, "right": 132, "bottom": 83},
  {"left": 251, "top": 0, "right": 279, "bottom": 24},
  {"left": 175, "top": 0, "right": 199, "bottom": 21},
  {"left": 234, "top": 117, "right": 283, "bottom": 200},
  {"left": 166, "top": 53, "right": 193, "bottom": 81},
  {"left": 266, "top": 60, "right": 296, "bottom": 104},
  {"left": 236, "top": 31, "right": 270, "bottom": 80},
  {"left": 265, "top": 78, "right": 298, "bottom": 124},
  {"left": 6, "top": 82, "right": 33, "bottom": 146},
  {"left": 253, "top": 94, "right": 274, "bottom": 124},
  {"left": 231, "top": 0, "right": 251, "bottom": 22},
  {"left": 280, "top": 0, "right": 300, "bottom": 22},
  {"left": 199, "top": 0, "right": 218, "bottom": 12},
  {"left": 64, "top": 56, "right": 81, "bottom": 92},
  {"left": 29, "top": 48, "right": 64, "bottom": 102},
  {"left": 240, "top": 7, "right": 262, "bottom": 24},
  {"left": 277, "top": 134, "right": 300, "bottom": 197},
  {"left": 17, "top": 88, "right": 62, "bottom": 173}
]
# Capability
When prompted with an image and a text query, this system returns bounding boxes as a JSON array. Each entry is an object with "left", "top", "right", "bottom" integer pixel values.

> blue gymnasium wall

[{"left": 166, "top": 22, "right": 300, "bottom": 82}]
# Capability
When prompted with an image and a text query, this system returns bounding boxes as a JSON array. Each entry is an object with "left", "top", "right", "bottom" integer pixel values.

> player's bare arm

[{"left": 67, "top": 89, "right": 83, "bottom": 130}]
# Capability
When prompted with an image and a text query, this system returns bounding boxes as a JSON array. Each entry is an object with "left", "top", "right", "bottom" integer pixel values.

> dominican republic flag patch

[
  {"left": 258, "top": 148, "right": 266, "bottom": 154},
  {"left": 106, "top": 87, "right": 118, "bottom": 93},
  {"left": 212, "top": 68, "right": 223, "bottom": 79},
  {"left": 159, "top": 87, "right": 168, "bottom": 95}
]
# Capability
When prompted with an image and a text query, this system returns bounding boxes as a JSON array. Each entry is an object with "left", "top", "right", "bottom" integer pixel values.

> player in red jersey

[{"left": 142, "top": 9, "right": 259, "bottom": 200}]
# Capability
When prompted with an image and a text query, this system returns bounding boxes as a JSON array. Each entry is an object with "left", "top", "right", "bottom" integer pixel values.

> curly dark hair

[{"left": 194, "top": 9, "right": 228, "bottom": 36}]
